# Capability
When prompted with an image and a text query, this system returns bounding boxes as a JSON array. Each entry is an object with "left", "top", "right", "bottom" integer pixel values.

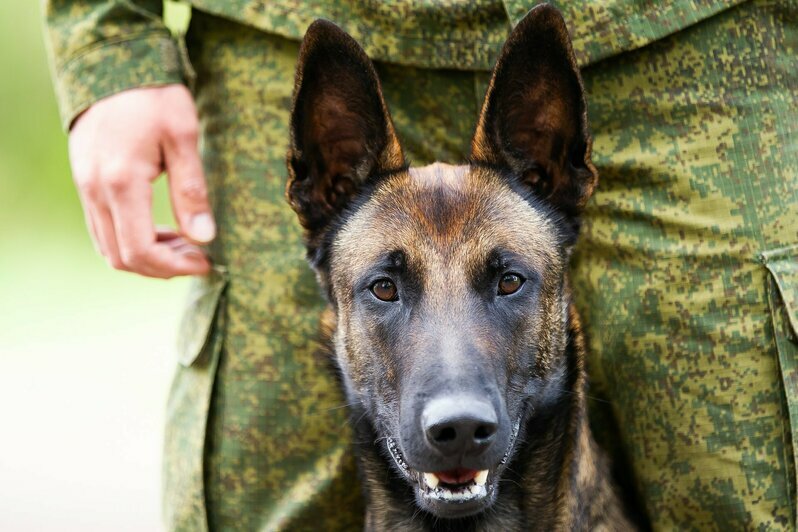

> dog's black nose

[{"left": 422, "top": 396, "right": 498, "bottom": 457}]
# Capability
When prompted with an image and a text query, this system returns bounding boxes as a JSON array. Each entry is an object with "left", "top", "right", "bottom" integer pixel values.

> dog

[{"left": 285, "top": 4, "right": 636, "bottom": 530}]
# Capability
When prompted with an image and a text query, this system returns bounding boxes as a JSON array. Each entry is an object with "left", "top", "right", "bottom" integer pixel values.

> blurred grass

[{"left": 0, "top": 2, "right": 193, "bottom": 530}]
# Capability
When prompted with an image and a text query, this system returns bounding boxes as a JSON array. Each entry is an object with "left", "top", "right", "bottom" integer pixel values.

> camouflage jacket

[{"left": 43, "top": 0, "right": 745, "bottom": 130}]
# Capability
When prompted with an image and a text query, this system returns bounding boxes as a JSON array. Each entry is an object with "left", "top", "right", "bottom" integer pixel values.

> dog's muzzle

[{"left": 387, "top": 417, "right": 521, "bottom": 518}]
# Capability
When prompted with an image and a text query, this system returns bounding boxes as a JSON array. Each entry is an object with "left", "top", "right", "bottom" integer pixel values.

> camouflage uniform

[{"left": 44, "top": 1, "right": 797, "bottom": 530}]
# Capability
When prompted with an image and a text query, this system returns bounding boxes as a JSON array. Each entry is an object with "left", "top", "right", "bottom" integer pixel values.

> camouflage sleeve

[{"left": 43, "top": 0, "right": 188, "bottom": 130}]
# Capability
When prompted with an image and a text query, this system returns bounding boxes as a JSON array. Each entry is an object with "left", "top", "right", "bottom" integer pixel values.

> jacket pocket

[
  {"left": 762, "top": 245, "right": 798, "bottom": 525},
  {"left": 176, "top": 265, "right": 228, "bottom": 367},
  {"left": 163, "top": 265, "right": 228, "bottom": 531}
]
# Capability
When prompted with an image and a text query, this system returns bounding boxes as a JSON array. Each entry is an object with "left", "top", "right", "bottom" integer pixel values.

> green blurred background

[{"left": 1, "top": 2, "right": 190, "bottom": 530}]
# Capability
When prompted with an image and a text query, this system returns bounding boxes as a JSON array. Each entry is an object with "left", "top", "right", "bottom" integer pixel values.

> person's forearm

[{"left": 43, "top": 0, "right": 187, "bottom": 130}]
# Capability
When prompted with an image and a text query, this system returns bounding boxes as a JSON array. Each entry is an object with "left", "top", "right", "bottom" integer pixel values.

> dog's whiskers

[
  {"left": 497, "top": 477, "right": 524, "bottom": 490},
  {"left": 324, "top": 401, "right": 359, "bottom": 411}
]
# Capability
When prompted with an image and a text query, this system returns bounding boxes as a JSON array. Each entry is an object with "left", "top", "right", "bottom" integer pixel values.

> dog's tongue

[{"left": 434, "top": 468, "right": 479, "bottom": 485}]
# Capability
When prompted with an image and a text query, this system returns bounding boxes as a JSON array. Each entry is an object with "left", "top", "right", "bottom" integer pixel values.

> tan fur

[{"left": 331, "top": 164, "right": 565, "bottom": 381}]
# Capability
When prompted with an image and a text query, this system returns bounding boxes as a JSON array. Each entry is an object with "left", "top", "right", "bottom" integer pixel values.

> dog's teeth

[
  {"left": 475, "top": 469, "right": 489, "bottom": 486},
  {"left": 423, "top": 472, "right": 440, "bottom": 489}
]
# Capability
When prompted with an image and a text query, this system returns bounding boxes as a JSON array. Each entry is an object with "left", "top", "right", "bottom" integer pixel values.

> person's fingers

[
  {"left": 89, "top": 203, "right": 128, "bottom": 271},
  {"left": 163, "top": 118, "right": 216, "bottom": 244},
  {"left": 78, "top": 195, "right": 102, "bottom": 256},
  {"left": 157, "top": 231, "right": 212, "bottom": 275},
  {"left": 156, "top": 229, "right": 209, "bottom": 257},
  {"left": 133, "top": 241, "right": 212, "bottom": 278},
  {"left": 155, "top": 226, "right": 181, "bottom": 241},
  {"left": 71, "top": 163, "right": 107, "bottom": 258},
  {"left": 104, "top": 166, "right": 211, "bottom": 278}
]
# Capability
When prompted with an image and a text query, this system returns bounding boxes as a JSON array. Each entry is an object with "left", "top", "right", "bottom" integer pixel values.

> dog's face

[{"left": 287, "top": 5, "right": 596, "bottom": 519}]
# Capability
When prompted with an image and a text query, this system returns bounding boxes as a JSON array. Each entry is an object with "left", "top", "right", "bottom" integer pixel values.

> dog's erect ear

[
  {"left": 471, "top": 4, "right": 597, "bottom": 220},
  {"left": 287, "top": 19, "right": 404, "bottom": 254}
]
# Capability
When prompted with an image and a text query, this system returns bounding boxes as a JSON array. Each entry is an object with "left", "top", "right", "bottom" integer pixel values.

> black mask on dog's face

[{"left": 286, "top": 4, "right": 596, "bottom": 520}]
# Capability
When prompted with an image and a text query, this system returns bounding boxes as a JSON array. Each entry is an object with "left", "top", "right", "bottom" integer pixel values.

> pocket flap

[
  {"left": 762, "top": 245, "right": 798, "bottom": 341},
  {"left": 177, "top": 265, "right": 228, "bottom": 367}
]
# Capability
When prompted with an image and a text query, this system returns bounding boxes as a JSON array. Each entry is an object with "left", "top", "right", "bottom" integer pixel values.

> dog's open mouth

[
  {"left": 386, "top": 420, "right": 520, "bottom": 516},
  {"left": 420, "top": 468, "right": 489, "bottom": 501}
]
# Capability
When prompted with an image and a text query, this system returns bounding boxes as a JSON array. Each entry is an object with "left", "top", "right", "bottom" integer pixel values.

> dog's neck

[{"left": 340, "top": 303, "right": 622, "bottom": 531}]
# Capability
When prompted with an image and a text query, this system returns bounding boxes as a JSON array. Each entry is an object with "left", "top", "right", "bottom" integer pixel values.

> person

[{"left": 44, "top": 1, "right": 797, "bottom": 530}]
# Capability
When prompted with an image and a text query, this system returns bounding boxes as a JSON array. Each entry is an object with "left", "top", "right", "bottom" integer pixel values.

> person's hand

[{"left": 68, "top": 84, "right": 215, "bottom": 278}]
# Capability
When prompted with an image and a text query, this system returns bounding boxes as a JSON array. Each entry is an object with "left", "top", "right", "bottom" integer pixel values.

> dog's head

[{"left": 287, "top": 4, "right": 596, "bottom": 519}]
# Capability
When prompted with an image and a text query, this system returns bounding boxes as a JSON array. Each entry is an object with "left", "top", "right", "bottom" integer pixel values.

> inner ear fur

[
  {"left": 471, "top": 4, "right": 597, "bottom": 219},
  {"left": 286, "top": 19, "right": 404, "bottom": 252}
]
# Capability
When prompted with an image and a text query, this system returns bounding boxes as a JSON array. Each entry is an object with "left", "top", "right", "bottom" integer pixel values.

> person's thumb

[{"left": 164, "top": 127, "right": 216, "bottom": 244}]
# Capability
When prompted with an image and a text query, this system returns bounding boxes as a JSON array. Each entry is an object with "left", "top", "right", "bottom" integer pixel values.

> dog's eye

[
  {"left": 371, "top": 279, "right": 398, "bottom": 301},
  {"left": 498, "top": 273, "right": 524, "bottom": 295}
]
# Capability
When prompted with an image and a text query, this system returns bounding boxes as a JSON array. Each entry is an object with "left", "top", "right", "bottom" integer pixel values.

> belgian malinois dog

[{"left": 286, "top": 4, "right": 635, "bottom": 530}]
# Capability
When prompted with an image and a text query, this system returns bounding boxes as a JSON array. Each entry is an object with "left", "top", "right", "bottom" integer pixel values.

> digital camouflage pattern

[
  {"left": 44, "top": 0, "right": 751, "bottom": 125},
  {"left": 174, "top": 16, "right": 364, "bottom": 529},
  {"left": 572, "top": 2, "right": 798, "bottom": 528},
  {"left": 43, "top": 0, "right": 798, "bottom": 530}
]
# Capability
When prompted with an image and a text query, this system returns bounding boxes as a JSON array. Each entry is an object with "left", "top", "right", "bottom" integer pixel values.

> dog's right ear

[
  {"left": 287, "top": 20, "right": 405, "bottom": 260},
  {"left": 471, "top": 5, "right": 597, "bottom": 224}
]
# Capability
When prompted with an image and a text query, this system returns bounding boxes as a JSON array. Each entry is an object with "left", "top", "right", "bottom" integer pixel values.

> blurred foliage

[
  {"left": 0, "top": 3, "right": 195, "bottom": 528},
  {"left": 0, "top": 0, "right": 77, "bottom": 242}
]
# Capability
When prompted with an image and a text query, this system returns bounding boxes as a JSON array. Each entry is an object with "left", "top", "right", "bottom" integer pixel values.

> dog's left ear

[
  {"left": 471, "top": 4, "right": 597, "bottom": 221},
  {"left": 287, "top": 19, "right": 405, "bottom": 259}
]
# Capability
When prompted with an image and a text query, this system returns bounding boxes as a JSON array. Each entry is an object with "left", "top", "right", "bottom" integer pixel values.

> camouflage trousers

[{"left": 164, "top": 3, "right": 798, "bottom": 530}]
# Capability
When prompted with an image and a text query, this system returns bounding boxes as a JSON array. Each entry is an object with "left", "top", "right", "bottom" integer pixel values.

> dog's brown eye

[
  {"left": 371, "top": 279, "right": 398, "bottom": 301},
  {"left": 498, "top": 273, "right": 524, "bottom": 295}
]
